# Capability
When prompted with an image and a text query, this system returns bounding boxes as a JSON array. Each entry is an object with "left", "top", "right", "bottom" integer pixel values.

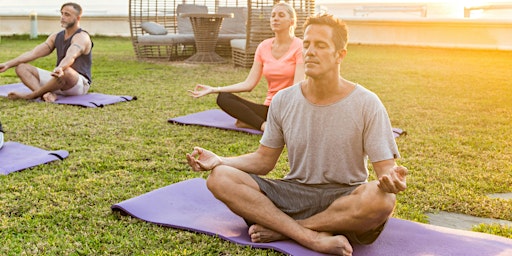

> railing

[
  {"left": 354, "top": 5, "right": 427, "bottom": 18},
  {"left": 464, "top": 4, "right": 512, "bottom": 18}
]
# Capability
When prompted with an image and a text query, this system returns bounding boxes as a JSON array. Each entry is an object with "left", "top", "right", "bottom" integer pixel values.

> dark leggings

[{"left": 216, "top": 92, "right": 269, "bottom": 130}]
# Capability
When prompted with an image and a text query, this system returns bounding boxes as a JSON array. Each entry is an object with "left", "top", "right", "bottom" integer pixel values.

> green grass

[{"left": 1, "top": 35, "right": 511, "bottom": 255}]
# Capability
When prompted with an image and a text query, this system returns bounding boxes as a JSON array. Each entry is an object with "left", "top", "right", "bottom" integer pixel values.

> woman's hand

[{"left": 188, "top": 84, "right": 216, "bottom": 98}]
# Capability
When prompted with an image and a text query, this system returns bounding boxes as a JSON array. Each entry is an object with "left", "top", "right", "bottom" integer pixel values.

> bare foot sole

[
  {"left": 248, "top": 224, "right": 287, "bottom": 243},
  {"left": 311, "top": 232, "right": 353, "bottom": 256},
  {"left": 42, "top": 92, "right": 58, "bottom": 102},
  {"left": 7, "top": 92, "right": 25, "bottom": 100}
]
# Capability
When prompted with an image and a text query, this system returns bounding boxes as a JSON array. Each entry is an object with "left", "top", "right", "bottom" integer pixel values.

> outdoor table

[{"left": 181, "top": 13, "right": 233, "bottom": 64}]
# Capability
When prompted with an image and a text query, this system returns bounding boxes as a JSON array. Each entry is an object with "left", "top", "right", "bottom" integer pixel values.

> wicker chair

[
  {"left": 129, "top": 0, "right": 248, "bottom": 61},
  {"left": 231, "top": 0, "right": 316, "bottom": 68}
]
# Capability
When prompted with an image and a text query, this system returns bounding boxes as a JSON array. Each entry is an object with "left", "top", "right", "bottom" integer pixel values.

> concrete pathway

[{"left": 426, "top": 193, "right": 512, "bottom": 230}]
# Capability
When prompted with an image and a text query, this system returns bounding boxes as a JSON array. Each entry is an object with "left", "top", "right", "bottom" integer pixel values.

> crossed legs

[
  {"left": 8, "top": 63, "right": 79, "bottom": 102},
  {"left": 216, "top": 92, "right": 268, "bottom": 131},
  {"left": 207, "top": 166, "right": 396, "bottom": 256}
]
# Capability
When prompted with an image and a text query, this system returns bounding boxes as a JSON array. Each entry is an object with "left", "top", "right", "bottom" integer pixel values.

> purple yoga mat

[
  {"left": 0, "top": 83, "right": 136, "bottom": 108},
  {"left": 111, "top": 178, "right": 512, "bottom": 256},
  {"left": 169, "top": 109, "right": 405, "bottom": 138},
  {"left": 0, "top": 141, "right": 69, "bottom": 175},
  {"left": 168, "top": 109, "right": 263, "bottom": 135}
]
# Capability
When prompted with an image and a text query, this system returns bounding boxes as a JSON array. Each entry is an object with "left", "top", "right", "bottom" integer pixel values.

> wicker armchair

[
  {"left": 129, "top": 0, "right": 248, "bottom": 61},
  {"left": 231, "top": 0, "right": 316, "bottom": 68}
]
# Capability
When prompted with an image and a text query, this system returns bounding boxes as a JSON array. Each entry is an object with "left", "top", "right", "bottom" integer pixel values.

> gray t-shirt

[{"left": 260, "top": 83, "right": 400, "bottom": 185}]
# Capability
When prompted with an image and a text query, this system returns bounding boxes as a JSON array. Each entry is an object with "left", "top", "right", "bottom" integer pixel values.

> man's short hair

[
  {"left": 303, "top": 13, "right": 348, "bottom": 51},
  {"left": 61, "top": 2, "right": 83, "bottom": 16}
]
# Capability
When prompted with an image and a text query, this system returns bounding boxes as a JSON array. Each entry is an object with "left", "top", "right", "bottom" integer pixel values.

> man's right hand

[
  {"left": 0, "top": 63, "right": 10, "bottom": 73},
  {"left": 186, "top": 147, "right": 222, "bottom": 172}
]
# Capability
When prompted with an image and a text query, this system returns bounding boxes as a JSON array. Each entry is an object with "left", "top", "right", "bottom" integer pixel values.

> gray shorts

[
  {"left": 250, "top": 175, "right": 387, "bottom": 245},
  {"left": 38, "top": 68, "right": 90, "bottom": 96}
]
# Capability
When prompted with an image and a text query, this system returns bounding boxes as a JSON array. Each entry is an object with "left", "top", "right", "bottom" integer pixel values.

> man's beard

[{"left": 62, "top": 20, "right": 76, "bottom": 29}]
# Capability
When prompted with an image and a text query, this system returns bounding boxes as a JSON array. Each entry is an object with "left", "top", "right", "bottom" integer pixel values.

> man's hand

[
  {"left": 51, "top": 67, "right": 64, "bottom": 78},
  {"left": 186, "top": 147, "right": 222, "bottom": 172},
  {"left": 0, "top": 63, "right": 10, "bottom": 73},
  {"left": 377, "top": 166, "right": 407, "bottom": 194}
]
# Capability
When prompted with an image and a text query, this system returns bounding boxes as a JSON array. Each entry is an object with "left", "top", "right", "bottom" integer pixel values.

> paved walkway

[{"left": 427, "top": 193, "right": 512, "bottom": 230}]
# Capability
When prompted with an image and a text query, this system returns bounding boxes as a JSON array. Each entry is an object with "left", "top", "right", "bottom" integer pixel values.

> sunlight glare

[
  {"left": 457, "top": 0, "right": 488, "bottom": 8},
  {"left": 462, "top": 0, "right": 489, "bottom": 18}
]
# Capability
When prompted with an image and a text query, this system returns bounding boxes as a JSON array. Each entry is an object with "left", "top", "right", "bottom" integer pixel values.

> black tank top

[{"left": 55, "top": 28, "right": 93, "bottom": 84}]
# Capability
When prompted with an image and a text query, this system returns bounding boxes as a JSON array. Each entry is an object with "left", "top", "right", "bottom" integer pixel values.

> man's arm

[
  {"left": 186, "top": 144, "right": 284, "bottom": 176},
  {"left": 52, "top": 31, "right": 91, "bottom": 77},
  {"left": 372, "top": 159, "right": 408, "bottom": 194},
  {"left": 0, "top": 34, "right": 56, "bottom": 73}
]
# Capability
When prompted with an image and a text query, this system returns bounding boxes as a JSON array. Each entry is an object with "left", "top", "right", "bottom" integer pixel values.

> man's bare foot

[
  {"left": 310, "top": 232, "right": 353, "bottom": 256},
  {"left": 42, "top": 92, "right": 58, "bottom": 102},
  {"left": 7, "top": 92, "right": 28, "bottom": 100},
  {"left": 249, "top": 224, "right": 353, "bottom": 256},
  {"left": 235, "top": 120, "right": 257, "bottom": 130},
  {"left": 248, "top": 224, "right": 287, "bottom": 243}
]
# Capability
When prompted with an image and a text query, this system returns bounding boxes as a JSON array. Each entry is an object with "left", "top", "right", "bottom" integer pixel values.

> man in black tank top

[{"left": 0, "top": 2, "right": 93, "bottom": 102}]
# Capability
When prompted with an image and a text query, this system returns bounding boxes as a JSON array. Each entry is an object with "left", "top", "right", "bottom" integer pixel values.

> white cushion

[
  {"left": 137, "top": 34, "right": 195, "bottom": 44},
  {"left": 141, "top": 22, "right": 168, "bottom": 35},
  {"left": 230, "top": 39, "right": 246, "bottom": 49}
]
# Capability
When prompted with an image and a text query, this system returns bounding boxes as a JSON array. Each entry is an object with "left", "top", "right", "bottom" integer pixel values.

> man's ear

[{"left": 336, "top": 49, "right": 347, "bottom": 64}]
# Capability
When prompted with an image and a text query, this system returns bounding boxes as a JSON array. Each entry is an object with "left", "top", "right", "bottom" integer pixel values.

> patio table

[{"left": 181, "top": 13, "right": 233, "bottom": 64}]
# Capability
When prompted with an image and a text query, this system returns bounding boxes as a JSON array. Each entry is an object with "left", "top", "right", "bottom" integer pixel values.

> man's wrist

[{"left": 211, "top": 156, "right": 223, "bottom": 170}]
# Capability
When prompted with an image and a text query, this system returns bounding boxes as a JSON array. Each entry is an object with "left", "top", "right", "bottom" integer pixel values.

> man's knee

[
  {"left": 206, "top": 167, "right": 234, "bottom": 196},
  {"left": 354, "top": 183, "right": 396, "bottom": 221},
  {"left": 206, "top": 167, "right": 258, "bottom": 200},
  {"left": 14, "top": 63, "right": 31, "bottom": 75}
]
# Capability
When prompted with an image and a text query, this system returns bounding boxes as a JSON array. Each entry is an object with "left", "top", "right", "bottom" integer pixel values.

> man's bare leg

[
  {"left": 299, "top": 181, "right": 395, "bottom": 233},
  {"left": 15, "top": 64, "right": 41, "bottom": 90},
  {"left": 12, "top": 63, "right": 78, "bottom": 101},
  {"left": 8, "top": 79, "right": 62, "bottom": 101},
  {"left": 248, "top": 181, "right": 395, "bottom": 244},
  {"left": 207, "top": 166, "right": 354, "bottom": 255}
]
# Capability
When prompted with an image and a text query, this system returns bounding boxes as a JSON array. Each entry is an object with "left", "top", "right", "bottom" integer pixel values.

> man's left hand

[
  {"left": 51, "top": 67, "right": 64, "bottom": 78},
  {"left": 377, "top": 166, "right": 407, "bottom": 194}
]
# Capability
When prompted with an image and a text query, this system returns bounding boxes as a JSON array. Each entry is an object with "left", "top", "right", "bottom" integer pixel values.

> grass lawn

[{"left": 0, "top": 35, "right": 511, "bottom": 255}]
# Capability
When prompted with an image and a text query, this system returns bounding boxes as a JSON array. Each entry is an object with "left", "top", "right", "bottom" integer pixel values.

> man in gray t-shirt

[
  {"left": 262, "top": 83, "right": 399, "bottom": 186},
  {"left": 187, "top": 13, "right": 408, "bottom": 256}
]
